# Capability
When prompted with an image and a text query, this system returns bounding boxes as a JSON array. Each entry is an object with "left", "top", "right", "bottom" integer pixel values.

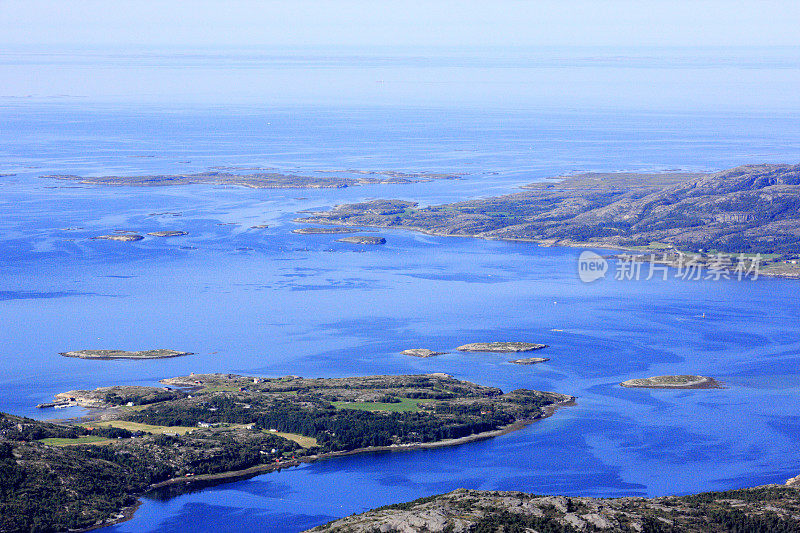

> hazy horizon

[{"left": 2, "top": 1, "right": 800, "bottom": 48}]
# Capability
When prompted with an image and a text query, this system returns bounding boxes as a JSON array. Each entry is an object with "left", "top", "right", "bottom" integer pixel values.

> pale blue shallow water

[{"left": 1, "top": 94, "right": 800, "bottom": 531}]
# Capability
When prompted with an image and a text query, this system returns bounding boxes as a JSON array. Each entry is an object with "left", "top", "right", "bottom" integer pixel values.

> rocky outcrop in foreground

[{"left": 307, "top": 486, "right": 800, "bottom": 532}]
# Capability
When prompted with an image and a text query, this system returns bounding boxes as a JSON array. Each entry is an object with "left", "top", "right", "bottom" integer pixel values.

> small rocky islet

[
  {"left": 336, "top": 235, "right": 386, "bottom": 245},
  {"left": 401, "top": 349, "right": 446, "bottom": 358},
  {"left": 146, "top": 230, "right": 188, "bottom": 237},
  {"left": 457, "top": 342, "right": 549, "bottom": 353},
  {"left": 90, "top": 234, "right": 144, "bottom": 242},
  {"left": 620, "top": 375, "right": 720, "bottom": 389},
  {"left": 59, "top": 349, "right": 193, "bottom": 360},
  {"left": 292, "top": 226, "right": 358, "bottom": 235},
  {"left": 509, "top": 357, "right": 550, "bottom": 365}
]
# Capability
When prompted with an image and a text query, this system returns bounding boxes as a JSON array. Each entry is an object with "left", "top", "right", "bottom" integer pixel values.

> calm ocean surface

[{"left": 2, "top": 47, "right": 800, "bottom": 531}]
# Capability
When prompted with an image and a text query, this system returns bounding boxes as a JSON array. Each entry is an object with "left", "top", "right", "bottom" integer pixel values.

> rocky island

[
  {"left": 401, "top": 349, "right": 445, "bottom": 358},
  {"left": 457, "top": 342, "right": 548, "bottom": 353},
  {"left": 306, "top": 485, "right": 800, "bottom": 533},
  {"left": 59, "top": 349, "right": 192, "bottom": 360},
  {"left": 337, "top": 235, "right": 386, "bottom": 245},
  {"left": 620, "top": 375, "right": 721, "bottom": 389},
  {"left": 509, "top": 357, "right": 550, "bottom": 365},
  {"left": 292, "top": 226, "right": 358, "bottom": 234},
  {"left": 146, "top": 230, "right": 188, "bottom": 237},
  {"left": 2, "top": 373, "right": 573, "bottom": 532},
  {"left": 296, "top": 164, "right": 800, "bottom": 277},
  {"left": 90, "top": 234, "right": 144, "bottom": 242}
]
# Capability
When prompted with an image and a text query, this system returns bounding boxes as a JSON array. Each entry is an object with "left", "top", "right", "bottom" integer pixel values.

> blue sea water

[{"left": 2, "top": 47, "right": 800, "bottom": 531}]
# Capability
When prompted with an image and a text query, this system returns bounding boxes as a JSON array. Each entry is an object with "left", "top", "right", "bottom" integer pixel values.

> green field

[
  {"left": 264, "top": 430, "right": 318, "bottom": 448},
  {"left": 89, "top": 420, "right": 318, "bottom": 447},
  {"left": 88, "top": 420, "right": 197, "bottom": 435},
  {"left": 332, "top": 398, "right": 433, "bottom": 413},
  {"left": 39, "top": 435, "right": 112, "bottom": 446}
]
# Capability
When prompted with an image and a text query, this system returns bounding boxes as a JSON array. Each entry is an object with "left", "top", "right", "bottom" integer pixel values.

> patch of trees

[{"left": 126, "top": 397, "right": 529, "bottom": 453}]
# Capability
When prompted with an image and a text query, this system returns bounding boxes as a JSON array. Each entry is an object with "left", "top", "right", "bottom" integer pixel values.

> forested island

[
  {"left": 1, "top": 373, "right": 572, "bottom": 532},
  {"left": 307, "top": 485, "right": 800, "bottom": 532},
  {"left": 297, "top": 163, "right": 800, "bottom": 277}
]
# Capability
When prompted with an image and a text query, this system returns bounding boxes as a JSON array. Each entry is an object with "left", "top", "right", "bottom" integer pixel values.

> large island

[
  {"left": 296, "top": 164, "right": 800, "bottom": 277},
  {"left": 1, "top": 373, "right": 573, "bottom": 532}
]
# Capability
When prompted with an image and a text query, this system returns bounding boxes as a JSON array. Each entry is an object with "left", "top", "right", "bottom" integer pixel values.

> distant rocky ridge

[
  {"left": 42, "top": 170, "right": 460, "bottom": 189},
  {"left": 297, "top": 164, "right": 800, "bottom": 255}
]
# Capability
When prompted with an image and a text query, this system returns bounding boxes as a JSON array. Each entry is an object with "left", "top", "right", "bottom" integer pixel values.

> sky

[
  {"left": 2, "top": 0, "right": 800, "bottom": 49},
  {"left": 1, "top": 1, "right": 799, "bottom": 109}
]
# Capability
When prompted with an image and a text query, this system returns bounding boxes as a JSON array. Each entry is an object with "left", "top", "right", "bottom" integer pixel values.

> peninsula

[
  {"left": 296, "top": 164, "right": 800, "bottom": 277},
  {"left": 59, "top": 349, "right": 192, "bottom": 360},
  {"left": 2, "top": 373, "right": 573, "bottom": 532}
]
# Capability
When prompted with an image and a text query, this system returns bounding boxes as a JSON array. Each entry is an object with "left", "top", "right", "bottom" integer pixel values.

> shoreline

[
  {"left": 297, "top": 220, "right": 800, "bottom": 280},
  {"left": 97, "top": 397, "right": 575, "bottom": 530},
  {"left": 83, "top": 500, "right": 142, "bottom": 532}
]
